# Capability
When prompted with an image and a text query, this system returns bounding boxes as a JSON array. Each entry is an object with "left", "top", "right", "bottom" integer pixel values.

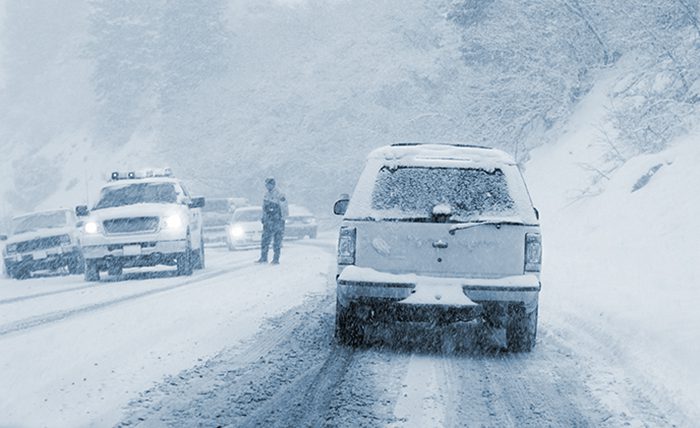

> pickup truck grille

[
  {"left": 103, "top": 217, "right": 159, "bottom": 234},
  {"left": 15, "top": 235, "right": 69, "bottom": 253}
]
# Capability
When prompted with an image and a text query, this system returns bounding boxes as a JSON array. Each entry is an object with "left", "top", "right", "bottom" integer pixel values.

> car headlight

[
  {"left": 229, "top": 225, "right": 245, "bottom": 239},
  {"left": 84, "top": 221, "right": 100, "bottom": 234},
  {"left": 163, "top": 214, "right": 185, "bottom": 230}
]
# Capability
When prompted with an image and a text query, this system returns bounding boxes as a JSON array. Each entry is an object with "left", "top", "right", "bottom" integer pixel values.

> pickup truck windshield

[
  {"left": 95, "top": 183, "right": 178, "bottom": 209},
  {"left": 13, "top": 211, "right": 67, "bottom": 234},
  {"left": 369, "top": 166, "right": 517, "bottom": 221}
]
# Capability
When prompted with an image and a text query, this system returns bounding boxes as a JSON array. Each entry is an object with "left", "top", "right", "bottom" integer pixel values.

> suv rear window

[{"left": 370, "top": 167, "right": 516, "bottom": 221}]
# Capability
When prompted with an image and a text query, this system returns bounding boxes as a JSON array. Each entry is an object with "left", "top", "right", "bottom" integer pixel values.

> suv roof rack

[{"left": 390, "top": 142, "right": 494, "bottom": 150}]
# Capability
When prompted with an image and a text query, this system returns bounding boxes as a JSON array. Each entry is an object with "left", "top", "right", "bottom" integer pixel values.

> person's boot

[
  {"left": 271, "top": 252, "right": 280, "bottom": 265},
  {"left": 256, "top": 252, "right": 268, "bottom": 264}
]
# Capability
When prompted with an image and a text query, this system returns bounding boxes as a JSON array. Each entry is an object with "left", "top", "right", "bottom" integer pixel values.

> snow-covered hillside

[
  {"left": 526, "top": 71, "right": 700, "bottom": 417},
  {"left": 2, "top": 0, "right": 699, "bottom": 219}
]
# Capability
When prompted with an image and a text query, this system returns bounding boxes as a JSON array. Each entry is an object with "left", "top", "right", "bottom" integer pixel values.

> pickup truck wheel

[
  {"left": 67, "top": 255, "right": 84, "bottom": 275},
  {"left": 176, "top": 248, "right": 193, "bottom": 276},
  {"left": 335, "top": 299, "right": 365, "bottom": 347},
  {"left": 84, "top": 260, "right": 100, "bottom": 282},
  {"left": 10, "top": 266, "right": 30, "bottom": 280},
  {"left": 506, "top": 304, "right": 538, "bottom": 352},
  {"left": 108, "top": 265, "right": 123, "bottom": 277},
  {"left": 193, "top": 237, "right": 205, "bottom": 270}
]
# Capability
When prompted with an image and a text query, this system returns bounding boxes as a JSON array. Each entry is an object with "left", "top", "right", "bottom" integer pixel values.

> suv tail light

[
  {"left": 524, "top": 233, "right": 542, "bottom": 272},
  {"left": 338, "top": 226, "right": 356, "bottom": 265}
]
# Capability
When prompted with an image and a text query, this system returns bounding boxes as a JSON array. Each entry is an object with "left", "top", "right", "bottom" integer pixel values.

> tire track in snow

[
  {"left": 119, "top": 293, "right": 407, "bottom": 427},
  {"left": 0, "top": 260, "right": 255, "bottom": 337},
  {"left": 0, "top": 283, "right": 101, "bottom": 305},
  {"left": 0, "top": 248, "right": 235, "bottom": 306}
]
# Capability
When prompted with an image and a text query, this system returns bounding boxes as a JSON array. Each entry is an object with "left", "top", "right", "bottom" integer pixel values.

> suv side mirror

[
  {"left": 0, "top": 234, "right": 7, "bottom": 241},
  {"left": 333, "top": 198, "right": 349, "bottom": 216},
  {"left": 189, "top": 197, "right": 205, "bottom": 209},
  {"left": 76, "top": 205, "right": 89, "bottom": 217}
]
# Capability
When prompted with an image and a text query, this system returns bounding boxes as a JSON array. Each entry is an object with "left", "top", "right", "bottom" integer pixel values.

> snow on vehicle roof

[
  {"left": 369, "top": 143, "right": 516, "bottom": 168},
  {"left": 12, "top": 208, "right": 71, "bottom": 221},
  {"left": 235, "top": 206, "right": 262, "bottom": 213},
  {"left": 289, "top": 205, "right": 313, "bottom": 216},
  {"left": 100, "top": 176, "right": 180, "bottom": 189}
]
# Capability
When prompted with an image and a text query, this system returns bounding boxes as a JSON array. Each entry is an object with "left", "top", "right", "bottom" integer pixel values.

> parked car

[
  {"left": 77, "top": 168, "right": 205, "bottom": 281},
  {"left": 333, "top": 143, "right": 542, "bottom": 352},
  {"left": 201, "top": 197, "right": 237, "bottom": 245},
  {"left": 284, "top": 205, "right": 318, "bottom": 239},
  {"left": 1, "top": 209, "right": 84, "bottom": 279},
  {"left": 226, "top": 206, "right": 263, "bottom": 250}
]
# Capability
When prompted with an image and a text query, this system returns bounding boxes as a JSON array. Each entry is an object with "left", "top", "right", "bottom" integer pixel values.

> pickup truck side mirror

[
  {"left": 333, "top": 198, "right": 349, "bottom": 216},
  {"left": 189, "top": 197, "right": 205, "bottom": 209},
  {"left": 76, "top": 205, "right": 89, "bottom": 217},
  {"left": 0, "top": 234, "right": 7, "bottom": 241}
]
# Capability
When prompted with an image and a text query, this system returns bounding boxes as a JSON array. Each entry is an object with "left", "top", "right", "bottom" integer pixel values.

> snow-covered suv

[
  {"left": 77, "top": 170, "right": 205, "bottom": 281},
  {"left": 333, "top": 143, "right": 542, "bottom": 352},
  {"left": 1, "top": 209, "right": 83, "bottom": 279}
]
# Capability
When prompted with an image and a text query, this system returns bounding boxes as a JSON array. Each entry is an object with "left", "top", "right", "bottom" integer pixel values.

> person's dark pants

[{"left": 260, "top": 224, "right": 284, "bottom": 262}]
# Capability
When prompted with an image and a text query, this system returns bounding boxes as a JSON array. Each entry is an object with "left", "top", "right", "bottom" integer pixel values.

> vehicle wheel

[
  {"left": 108, "top": 265, "right": 123, "bottom": 277},
  {"left": 193, "top": 237, "right": 205, "bottom": 270},
  {"left": 176, "top": 249, "right": 193, "bottom": 276},
  {"left": 506, "top": 304, "right": 538, "bottom": 352},
  {"left": 67, "top": 255, "right": 84, "bottom": 275},
  {"left": 335, "top": 299, "right": 365, "bottom": 347},
  {"left": 10, "top": 266, "right": 30, "bottom": 280},
  {"left": 84, "top": 260, "right": 100, "bottom": 282}
]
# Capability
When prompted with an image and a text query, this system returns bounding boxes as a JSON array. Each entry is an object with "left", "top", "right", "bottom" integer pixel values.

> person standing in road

[{"left": 257, "top": 177, "right": 288, "bottom": 264}]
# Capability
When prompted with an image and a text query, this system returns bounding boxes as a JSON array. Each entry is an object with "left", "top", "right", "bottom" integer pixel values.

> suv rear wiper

[{"left": 448, "top": 220, "right": 526, "bottom": 235}]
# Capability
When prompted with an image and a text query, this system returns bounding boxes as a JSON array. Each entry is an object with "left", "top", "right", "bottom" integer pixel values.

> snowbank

[{"left": 526, "top": 89, "right": 700, "bottom": 417}]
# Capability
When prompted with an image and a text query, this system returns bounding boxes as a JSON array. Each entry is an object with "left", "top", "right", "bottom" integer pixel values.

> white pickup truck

[
  {"left": 77, "top": 170, "right": 205, "bottom": 281},
  {"left": 333, "top": 143, "right": 542, "bottom": 352}
]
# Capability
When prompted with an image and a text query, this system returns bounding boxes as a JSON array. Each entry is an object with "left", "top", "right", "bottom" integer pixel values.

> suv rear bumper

[{"left": 337, "top": 266, "right": 540, "bottom": 314}]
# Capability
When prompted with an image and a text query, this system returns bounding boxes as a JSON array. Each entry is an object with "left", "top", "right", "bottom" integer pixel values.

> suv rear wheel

[
  {"left": 335, "top": 299, "right": 366, "bottom": 347},
  {"left": 506, "top": 304, "right": 538, "bottom": 352}
]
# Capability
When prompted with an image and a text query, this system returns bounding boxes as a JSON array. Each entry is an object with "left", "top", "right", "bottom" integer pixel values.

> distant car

[
  {"left": 77, "top": 169, "right": 205, "bottom": 281},
  {"left": 333, "top": 143, "right": 542, "bottom": 352},
  {"left": 284, "top": 205, "right": 318, "bottom": 239},
  {"left": 201, "top": 198, "right": 237, "bottom": 245},
  {"left": 225, "top": 206, "right": 263, "bottom": 250},
  {"left": 1, "top": 209, "right": 84, "bottom": 279}
]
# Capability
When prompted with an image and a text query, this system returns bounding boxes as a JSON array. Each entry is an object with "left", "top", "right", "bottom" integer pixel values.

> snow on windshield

[
  {"left": 370, "top": 167, "right": 515, "bottom": 220},
  {"left": 94, "top": 183, "right": 178, "bottom": 209},
  {"left": 346, "top": 160, "right": 537, "bottom": 223},
  {"left": 12, "top": 211, "right": 68, "bottom": 234}
]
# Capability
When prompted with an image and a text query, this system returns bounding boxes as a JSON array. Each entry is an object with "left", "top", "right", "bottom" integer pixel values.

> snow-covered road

[{"left": 0, "top": 239, "right": 694, "bottom": 427}]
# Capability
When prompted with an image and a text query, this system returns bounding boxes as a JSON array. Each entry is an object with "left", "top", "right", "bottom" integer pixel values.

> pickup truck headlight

[
  {"left": 84, "top": 221, "right": 101, "bottom": 234},
  {"left": 162, "top": 214, "right": 185, "bottom": 230}
]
